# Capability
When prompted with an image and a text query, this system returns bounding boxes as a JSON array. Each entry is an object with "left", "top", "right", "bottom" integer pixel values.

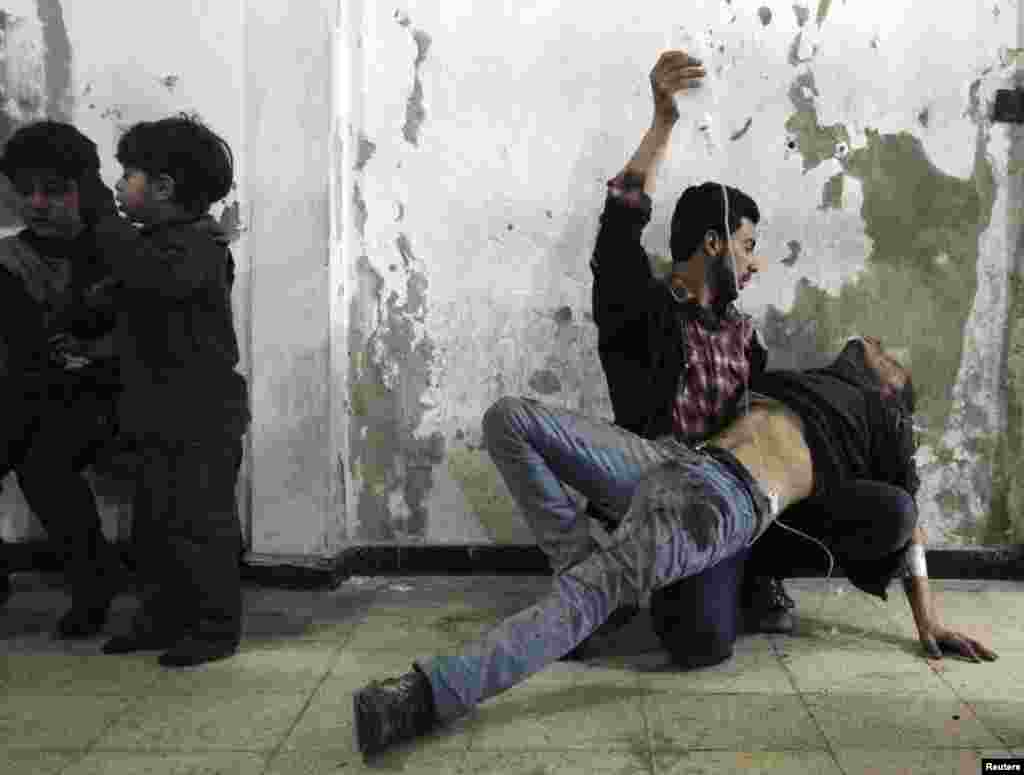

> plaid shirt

[{"left": 673, "top": 306, "right": 756, "bottom": 439}]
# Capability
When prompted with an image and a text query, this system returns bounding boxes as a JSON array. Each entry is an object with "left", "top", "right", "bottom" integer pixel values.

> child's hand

[
  {"left": 76, "top": 170, "right": 119, "bottom": 226},
  {"left": 49, "top": 333, "right": 93, "bottom": 369}
]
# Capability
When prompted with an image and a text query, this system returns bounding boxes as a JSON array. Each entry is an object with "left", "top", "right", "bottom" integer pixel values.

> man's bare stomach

[{"left": 705, "top": 395, "right": 814, "bottom": 517}]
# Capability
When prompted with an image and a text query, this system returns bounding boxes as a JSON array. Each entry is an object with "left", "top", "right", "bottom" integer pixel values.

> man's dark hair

[
  {"left": 0, "top": 120, "right": 100, "bottom": 183},
  {"left": 116, "top": 112, "right": 233, "bottom": 214},
  {"left": 669, "top": 182, "right": 760, "bottom": 264}
]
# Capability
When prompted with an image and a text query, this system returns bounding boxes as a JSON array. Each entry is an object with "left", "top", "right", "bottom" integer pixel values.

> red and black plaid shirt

[{"left": 672, "top": 308, "right": 756, "bottom": 438}]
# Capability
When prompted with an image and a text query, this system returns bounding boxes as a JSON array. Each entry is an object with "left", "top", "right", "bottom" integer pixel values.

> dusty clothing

[
  {"left": 0, "top": 229, "right": 121, "bottom": 602},
  {"left": 417, "top": 397, "right": 772, "bottom": 723},
  {"left": 91, "top": 212, "right": 249, "bottom": 643},
  {"left": 0, "top": 230, "right": 118, "bottom": 383},
  {"left": 92, "top": 214, "right": 249, "bottom": 442},
  {"left": 129, "top": 437, "right": 244, "bottom": 642}
]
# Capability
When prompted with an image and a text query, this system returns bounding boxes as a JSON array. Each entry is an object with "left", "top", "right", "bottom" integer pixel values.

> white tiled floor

[{"left": 1, "top": 573, "right": 1020, "bottom": 774}]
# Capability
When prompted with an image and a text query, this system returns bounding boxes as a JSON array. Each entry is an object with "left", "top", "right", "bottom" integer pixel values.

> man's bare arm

[
  {"left": 901, "top": 525, "right": 998, "bottom": 662},
  {"left": 619, "top": 51, "right": 705, "bottom": 195}
]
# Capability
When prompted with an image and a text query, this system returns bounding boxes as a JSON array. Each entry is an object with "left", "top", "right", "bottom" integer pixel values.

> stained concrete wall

[
  {"left": 343, "top": 0, "right": 1024, "bottom": 549},
  {"left": 1, "top": 0, "right": 1022, "bottom": 560}
]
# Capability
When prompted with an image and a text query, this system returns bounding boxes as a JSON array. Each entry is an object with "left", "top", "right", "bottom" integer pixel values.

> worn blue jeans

[{"left": 416, "top": 397, "right": 771, "bottom": 724}]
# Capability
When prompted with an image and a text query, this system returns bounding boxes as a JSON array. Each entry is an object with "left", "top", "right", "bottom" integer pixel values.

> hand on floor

[{"left": 919, "top": 625, "right": 998, "bottom": 663}]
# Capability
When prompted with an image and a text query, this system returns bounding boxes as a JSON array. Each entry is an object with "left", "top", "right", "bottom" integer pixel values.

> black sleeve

[
  {"left": 591, "top": 182, "right": 669, "bottom": 431},
  {"left": 0, "top": 268, "right": 46, "bottom": 377},
  {"left": 590, "top": 185, "right": 658, "bottom": 351}
]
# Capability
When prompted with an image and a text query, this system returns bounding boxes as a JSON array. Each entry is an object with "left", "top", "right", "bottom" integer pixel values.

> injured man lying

[{"left": 353, "top": 335, "right": 998, "bottom": 758}]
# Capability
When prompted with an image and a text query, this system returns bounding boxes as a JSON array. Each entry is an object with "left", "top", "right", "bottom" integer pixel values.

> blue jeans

[{"left": 416, "top": 397, "right": 771, "bottom": 724}]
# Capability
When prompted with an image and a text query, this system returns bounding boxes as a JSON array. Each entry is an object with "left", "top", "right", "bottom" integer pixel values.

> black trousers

[
  {"left": 129, "top": 436, "right": 244, "bottom": 643},
  {"left": 650, "top": 480, "right": 918, "bottom": 667},
  {"left": 1, "top": 382, "right": 119, "bottom": 605}
]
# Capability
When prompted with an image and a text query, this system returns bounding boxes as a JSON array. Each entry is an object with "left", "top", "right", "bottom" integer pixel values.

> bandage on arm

[{"left": 904, "top": 542, "right": 928, "bottom": 578}]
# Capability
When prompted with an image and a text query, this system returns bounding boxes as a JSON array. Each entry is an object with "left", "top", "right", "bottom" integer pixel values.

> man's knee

[
  {"left": 649, "top": 550, "right": 747, "bottom": 670},
  {"left": 481, "top": 396, "right": 529, "bottom": 447},
  {"left": 650, "top": 583, "right": 736, "bottom": 669}
]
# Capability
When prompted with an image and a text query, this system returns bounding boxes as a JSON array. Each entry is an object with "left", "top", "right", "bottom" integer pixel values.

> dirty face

[
  {"left": 859, "top": 335, "right": 910, "bottom": 393},
  {"left": 838, "top": 336, "right": 910, "bottom": 397},
  {"left": 11, "top": 168, "right": 83, "bottom": 239},
  {"left": 114, "top": 167, "right": 156, "bottom": 223}
]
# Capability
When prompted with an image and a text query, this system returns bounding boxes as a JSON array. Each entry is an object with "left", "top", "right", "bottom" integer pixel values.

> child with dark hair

[
  {"left": 0, "top": 120, "right": 123, "bottom": 635},
  {"left": 75, "top": 113, "right": 249, "bottom": 667}
]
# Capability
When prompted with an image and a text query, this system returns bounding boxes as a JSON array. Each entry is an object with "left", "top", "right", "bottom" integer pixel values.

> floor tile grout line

[
  {"left": 51, "top": 684, "right": 159, "bottom": 775},
  {"left": 637, "top": 693, "right": 658, "bottom": 775},
  {"left": 923, "top": 658, "right": 1017, "bottom": 752},
  {"left": 770, "top": 632, "right": 850, "bottom": 775},
  {"left": 259, "top": 654, "right": 345, "bottom": 773}
]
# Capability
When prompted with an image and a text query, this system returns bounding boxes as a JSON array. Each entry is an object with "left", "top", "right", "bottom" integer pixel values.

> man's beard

[{"left": 705, "top": 252, "right": 738, "bottom": 312}]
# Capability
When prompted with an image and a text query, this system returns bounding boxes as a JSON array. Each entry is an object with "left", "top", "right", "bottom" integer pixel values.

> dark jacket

[
  {"left": 590, "top": 190, "right": 766, "bottom": 443},
  {"left": 0, "top": 230, "right": 119, "bottom": 393},
  {"left": 92, "top": 214, "right": 249, "bottom": 442}
]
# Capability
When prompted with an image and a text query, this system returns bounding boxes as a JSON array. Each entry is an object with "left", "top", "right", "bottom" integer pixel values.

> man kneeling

[{"left": 352, "top": 336, "right": 997, "bottom": 758}]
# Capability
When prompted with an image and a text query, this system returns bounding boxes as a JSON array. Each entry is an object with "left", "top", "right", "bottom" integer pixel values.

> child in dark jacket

[
  {"left": 0, "top": 121, "right": 122, "bottom": 637},
  {"left": 76, "top": 114, "right": 250, "bottom": 667}
]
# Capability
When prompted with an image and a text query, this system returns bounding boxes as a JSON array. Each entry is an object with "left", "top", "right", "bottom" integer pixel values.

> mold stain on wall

[
  {"left": 395, "top": 10, "right": 430, "bottom": 147},
  {"left": 348, "top": 241, "right": 445, "bottom": 541},
  {"left": 445, "top": 444, "right": 521, "bottom": 543},
  {"left": 771, "top": 65, "right": 996, "bottom": 445},
  {"left": 767, "top": 49, "right": 999, "bottom": 539}
]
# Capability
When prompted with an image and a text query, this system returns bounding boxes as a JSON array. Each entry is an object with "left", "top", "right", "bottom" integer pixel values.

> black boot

[
  {"left": 158, "top": 636, "right": 238, "bottom": 668},
  {"left": 353, "top": 667, "right": 438, "bottom": 757},
  {"left": 102, "top": 611, "right": 183, "bottom": 654},
  {"left": 56, "top": 599, "right": 114, "bottom": 639},
  {"left": 103, "top": 630, "right": 181, "bottom": 654},
  {"left": 56, "top": 566, "right": 123, "bottom": 639},
  {"left": 742, "top": 575, "right": 795, "bottom": 634}
]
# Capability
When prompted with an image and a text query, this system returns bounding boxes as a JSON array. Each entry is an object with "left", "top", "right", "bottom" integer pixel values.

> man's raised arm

[{"left": 591, "top": 51, "right": 705, "bottom": 343}]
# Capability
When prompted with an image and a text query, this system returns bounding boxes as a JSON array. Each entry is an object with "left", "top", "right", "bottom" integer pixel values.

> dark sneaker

[
  {"left": 55, "top": 601, "right": 113, "bottom": 639},
  {"left": 158, "top": 636, "right": 238, "bottom": 668},
  {"left": 558, "top": 603, "right": 640, "bottom": 661},
  {"left": 353, "top": 668, "right": 438, "bottom": 758},
  {"left": 742, "top": 575, "right": 795, "bottom": 635},
  {"left": 103, "top": 630, "right": 181, "bottom": 654}
]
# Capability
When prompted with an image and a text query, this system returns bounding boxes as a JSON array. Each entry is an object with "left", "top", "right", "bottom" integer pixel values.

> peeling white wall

[
  {"left": 2, "top": 0, "right": 1021, "bottom": 559},
  {"left": 344, "top": 0, "right": 1021, "bottom": 548}
]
